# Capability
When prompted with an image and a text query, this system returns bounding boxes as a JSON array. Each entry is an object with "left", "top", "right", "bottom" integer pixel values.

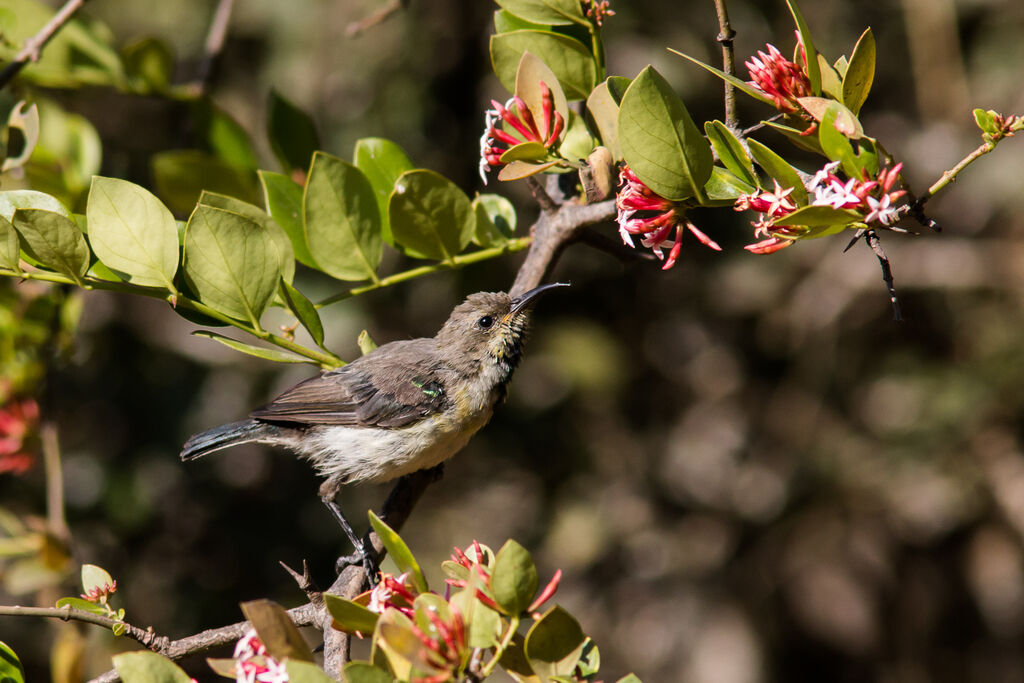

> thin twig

[
  {"left": 865, "top": 230, "right": 902, "bottom": 321},
  {"left": 0, "top": 0, "right": 90, "bottom": 90},
  {"left": 41, "top": 422, "right": 70, "bottom": 543},
  {"left": 526, "top": 176, "right": 559, "bottom": 216},
  {"left": 194, "top": 0, "right": 235, "bottom": 94},
  {"left": 712, "top": 0, "right": 738, "bottom": 130},
  {"left": 346, "top": 0, "right": 407, "bottom": 38}
]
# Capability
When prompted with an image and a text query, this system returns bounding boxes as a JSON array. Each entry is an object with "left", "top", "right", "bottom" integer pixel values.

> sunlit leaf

[
  {"left": 618, "top": 65, "right": 712, "bottom": 202},
  {"left": 112, "top": 652, "right": 192, "bottom": 683},
  {"left": 11, "top": 209, "right": 89, "bottom": 284},
  {"left": 704, "top": 166, "right": 755, "bottom": 204},
  {"left": 524, "top": 606, "right": 587, "bottom": 682},
  {"left": 472, "top": 194, "right": 516, "bottom": 247},
  {"left": 199, "top": 190, "right": 295, "bottom": 284},
  {"left": 1, "top": 641, "right": 26, "bottom": 683},
  {"left": 324, "top": 593, "right": 380, "bottom": 635},
  {"left": 286, "top": 661, "right": 336, "bottom": 683},
  {"left": 775, "top": 204, "right": 861, "bottom": 228},
  {"left": 389, "top": 169, "right": 474, "bottom": 262},
  {"left": 304, "top": 152, "right": 382, "bottom": 281},
  {"left": 490, "top": 30, "right": 596, "bottom": 100},
  {"left": 704, "top": 120, "right": 756, "bottom": 187},
  {"left": 353, "top": 137, "right": 414, "bottom": 247},
  {"left": 586, "top": 79, "right": 623, "bottom": 160},
  {"left": 496, "top": 159, "right": 560, "bottom": 181},
  {"left": 192, "top": 331, "right": 308, "bottom": 364},
  {"left": 0, "top": 190, "right": 71, "bottom": 221},
  {"left": 514, "top": 51, "right": 570, "bottom": 139},
  {"left": 54, "top": 597, "right": 108, "bottom": 616},
  {"left": 746, "top": 139, "right": 808, "bottom": 204},
  {"left": 495, "top": 0, "right": 585, "bottom": 26},
  {"left": 1, "top": 101, "right": 38, "bottom": 173},
  {"left": 241, "top": 599, "right": 314, "bottom": 663},
  {"left": 259, "top": 170, "right": 316, "bottom": 268},
  {"left": 367, "top": 511, "right": 427, "bottom": 593},
  {"left": 491, "top": 540, "right": 539, "bottom": 615},
  {"left": 86, "top": 176, "right": 179, "bottom": 290},
  {"left": 0, "top": 217, "right": 20, "bottom": 273},
  {"left": 785, "top": 0, "right": 821, "bottom": 94},
  {"left": 842, "top": 28, "right": 875, "bottom": 115},
  {"left": 500, "top": 141, "right": 550, "bottom": 163}
]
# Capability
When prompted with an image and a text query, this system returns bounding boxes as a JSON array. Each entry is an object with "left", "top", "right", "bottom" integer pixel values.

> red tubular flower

[
  {"left": 479, "top": 82, "right": 565, "bottom": 184},
  {"left": 527, "top": 569, "right": 562, "bottom": 614},
  {"left": 81, "top": 580, "right": 117, "bottom": 603},
  {"left": 367, "top": 572, "right": 417, "bottom": 617},
  {"left": 408, "top": 608, "right": 467, "bottom": 683},
  {"left": 745, "top": 42, "right": 812, "bottom": 114},
  {"left": 616, "top": 165, "right": 721, "bottom": 270}
]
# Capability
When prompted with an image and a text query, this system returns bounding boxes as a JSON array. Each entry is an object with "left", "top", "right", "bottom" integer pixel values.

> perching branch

[
  {"left": 712, "top": 0, "right": 738, "bottom": 130},
  {"left": 0, "top": 0, "right": 90, "bottom": 90}
]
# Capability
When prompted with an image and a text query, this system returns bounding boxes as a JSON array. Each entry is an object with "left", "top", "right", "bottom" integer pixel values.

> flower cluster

[
  {"left": 615, "top": 165, "right": 721, "bottom": 270},
  {"left": 233, "top": 630, "right": 289, "bottom": 683},
  {"left": 479, "top": 82, "right": 564, "bottom": 184},
  {"left": 447, "top": 541, "right": 561, "bottom": 617},
  {"left": 584, "top": 0, "right": 615, "bottom": 26},
  {"left": 736, "top": 161, "right": 906, "bottom": 254},
  {"left": 81, "top": 579, "right": 117, "bottom": 603},
  {"left": 0, "top": 397, "right": 38, "bottom": 475},
  {"left": 408, "top": 607, "right": 467, "bottom": 683},
  {"left": 745, "top": 41, "right": 812, "bottom": 114},
  {"left": 367, "top": 571, "right": 416, "bottom": 617}
]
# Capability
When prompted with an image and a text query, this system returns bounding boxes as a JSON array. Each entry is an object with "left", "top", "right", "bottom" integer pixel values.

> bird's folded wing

[{"left": 250, "top": 359, "right": 450, "bottom": 429}]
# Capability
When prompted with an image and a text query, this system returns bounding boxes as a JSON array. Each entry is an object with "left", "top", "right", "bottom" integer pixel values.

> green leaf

[
  {"left": 449, "top": 585, "right": 503, "bottom": 649},
  {"left": 86, "top": 176, "right": 179, "bottom": 290},
  {"left": 577, "top": 639, "right": 600, "bottom": 677},
  {"left": 122, "top": 37, "right": 173, "bottom": 93},
  {"left": 199, "top": 190, "right": 295, "bottom": 284},
  {"left": 192, "top": 331, "right": 308, "bottom": 363},
  {"left": 817, "top": 53, "right": 842, "bottom": 100},
  {"left": 746, "top": 139, "right": 808, "bottom": 204},
  {"left": 615, "top": 675, "right": 643, "bottom": 683},
  {"left": 55, "top": 596, "right": 108, "bottom": 616},
  {"left": 0, "top": 641, "right": 24, "bottom": 683},
  {"left": 785, "top": 0, "right": 821, "bottom": 94},
  {"left": 704, "top": 166, "right": 756, "bottom": 204},
  {"left": 491, "top": 540, "right": 539, "bottom": 615},
  {"left": 268, "top": 89, "right": 320, "bottom": 174},
  {"left": 586, "top": 78, "right": 625, "bottom": 160},
  {"left": 152, "top": 150, "right": 258, "bottom": 215},
  {"left": 670, "top": 49, "right": 776, "bottom": 107},
  {"left": 775, "top": 204, "right": 861, "bottom": 228},
  {"left": 842, "top": 28, "right": 875, "bottom": 115},
  {"left": 357, "top": 330, "right": 378, "bottom": 355},
  {"left": 183, "top": 204, "right": 281, "bottom": 324},
  {"left": 304, "top": 151, "right": 382, "bottom": 281},
  {"left": 796, "top": 97, "right": 864, "bottom": 139},
  {"left": 974, "top": 108, "right": 999, "bottom": 135},
  {"left": 285, "top": 661, "right": 336, "bottom": 683},
  {"left": 500, "top": 141, "right": 550, "bottom": 163},
  {"left": 324, "top": 593, "right": 381, "bottom": 635},
  {"left": 81, "top": 563, "right": 113, "bottom": 594},
  {"left": 113, "top": 652, "right": 192, "bottom": 683},
  {"left": 497, "top": 159, "right": 561, "bottom": 182},
  {"left": 0, "top": 190, "right": 71, "bottom": 221},
  {"left": 0, "top": 217, "right": 20, "bottom": 273},
  {"left": 342, "top": 662, "right": 393, "bottom": 683},
  {"left": 472, "top": 194, "right": 516, "bottom": 247},
  {"left": 618, "top": 65, "right": 712, "bottom": 202},
  {"left": 495, "top": 9, "right": 551, "bottom": 33},
  {"left": 241, "top": 599, "right": 315, "bottom": 663},
  {"left": 703, "top": 120, "right": 756, "bottom": 187},
  {"left": 389, "top": 169, "right": 474, "bottom": 262},
  {"left": 279, "top": 280, "right": 325, "bottom": 348},
  {"left": 558, "top": 111, "right": 595, "bottom": 162},
  {"left": 818, "top": 103, "right": 860, "bottom": 177},
  {"left": 195, "top": 102, "right": 259, "bottom": 170},
  {"left": 367, "top": 510, "right": 427, "bottom": 593},
  {"left": 259, "top": 170, "right": 316, "bottom": 268},
  {"left": 524, "top": 606, "right": 587, "bottom": 683},
  {"left": 763, "top": 119, "right": 824, "bottom": 155},
  {"left": 490, "top": 30, "right": 596, "bottom": 100},
  {"left": 353, "top": 137, "right": 414, "bottom": 247},
  {"left": 495, "top": 0, "right": 585, "bottom": 26},
  {"left": 11, "top": 209, "right": 89, "bottom": 284}
]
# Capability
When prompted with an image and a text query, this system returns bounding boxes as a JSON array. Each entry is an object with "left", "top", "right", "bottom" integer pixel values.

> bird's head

[{"left": 435, "top": 283, "right": 568, "bottom": 376}]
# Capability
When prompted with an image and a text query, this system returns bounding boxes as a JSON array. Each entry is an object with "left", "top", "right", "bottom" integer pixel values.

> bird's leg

[{"left": 320, "top": 496, "right": 378, "bottom": 583}]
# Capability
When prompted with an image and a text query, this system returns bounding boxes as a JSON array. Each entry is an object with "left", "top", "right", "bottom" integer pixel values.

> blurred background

[{"left": 2, "top": 0, "right": 1024, "bottom": 681}]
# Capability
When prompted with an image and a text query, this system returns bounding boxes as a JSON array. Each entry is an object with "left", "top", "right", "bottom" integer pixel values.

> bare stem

[
  {"left": 194, "top": 0, "right": 235, "bottom": 94},
  {"left": 346, "top": 0, "right": 407, "bottom": 38},
  {"left": 0, "top": 0, "right": 90, "bottom": 90},
  {"left": 712, "top": 0, "right": 738, "bottom": 130},
  {"left": 41, "top": 423, "right": 70, "bottom": 543},
  {"left": 916, "top": 140, "right": 996, "bottom": 207}
]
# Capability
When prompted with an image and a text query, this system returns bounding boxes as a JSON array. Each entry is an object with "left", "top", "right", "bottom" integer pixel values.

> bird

[{"left": 180, "top": 282, "right": 567, "bottom": 571}]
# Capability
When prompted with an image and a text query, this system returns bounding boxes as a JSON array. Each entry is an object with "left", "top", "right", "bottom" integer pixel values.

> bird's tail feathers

[{"left": 180, "top": 419, "right": 272, "bottom": 461}]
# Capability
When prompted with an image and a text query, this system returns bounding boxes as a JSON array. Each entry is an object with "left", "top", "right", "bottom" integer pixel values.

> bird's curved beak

[{"left": 508, "top": 282, "right": 570, "bottom": 316}]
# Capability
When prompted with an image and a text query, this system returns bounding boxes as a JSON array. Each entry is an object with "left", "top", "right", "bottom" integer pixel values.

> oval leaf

[
  {"left": 342, "top": 662, "right": 393, "bottom": 683},
  {"left": 112, "top": 652, "right": 192, "bottom": 683},
  {"left": 324, "top": 593, "right": 381, "bottom": 635},
  {"left": 746, "top": 139, "right": 808, "bottom": 205},
  {"left": 524, "top": 606, "right": 587, "bottom": 682},
  {"left": 240, "top": 599, "right": 314, "bottom": 663},
  {"left": 199, "top": 190, "right": 295, "bottom": 284},
  {"left": 259, "top": 170, "right": 316, "bottom": 268},
  {"left": 304, "top": 151, "right": 382, "bottom": 281},
  {"left": 491, "top": 539, "right": 539, "bottom": 615},
  {"left": 367, "top": 510, "right": 427, "bottom": 593},
  {"left": 775, "top": 204, "right": 861, "bottom": 228},
  {"left": 55, "top": 597, "right": 108, "bottom": 616},
  {"left": 618, "top": 65, "right": 712, "bottom": 202},
  {"left": 495, "top": 0, "right": 585, "bottom": 26},
  {"left": 0, "top": 190, "right": 71, "bottom": 221},
  {"left": 81, "top": 563, "right": 113, "bottom": 594},
  {"left": 183, "top": 204, "right": 281, "bottom": 324},
  {"left": 842, "top": 28, "right": 875, "bottom": 115},
  {"left": 586, "top": 79, "right": 623, "bottom": 160},
  {"left": 497, "top": 159, "right": 560, "bottom": 181},
  {"left": 389, "top": 170, "right": 474, "bottom": 262},
  {"left": 500, "top": 141, "right": 550, "bottom": 163},
  {"left": 353, "top": 137, "right": 414, "bottom": 247},
  {"left": 704, "top": 120, "right": 757, "bottom": 187},
  {"left": 11, "top": 209, "right": 89, "bottom": 284},
  {"left": 87, "top": 176, "right": 179, "bottom": 290},
  {"left": 515, "top": 51, "right": 570, "bottom": 137},
  {"left": 490, "top": 30, "right": 596, "bottom": 100},
  {"left": 472, "top": 194, "right": 516, "bottom": 247}
]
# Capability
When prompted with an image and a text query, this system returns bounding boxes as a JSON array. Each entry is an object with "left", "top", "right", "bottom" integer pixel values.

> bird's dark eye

[{"left": 477, "top": 315, "right": 494, "bottom": 329}]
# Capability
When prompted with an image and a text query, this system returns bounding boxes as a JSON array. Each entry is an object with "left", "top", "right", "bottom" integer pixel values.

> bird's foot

[
  {"left": 335, "top": 550, "right": 380, "bottom": 584},
  {"left": 322, "top": 496, "right": 379, "bottom": 585}
]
